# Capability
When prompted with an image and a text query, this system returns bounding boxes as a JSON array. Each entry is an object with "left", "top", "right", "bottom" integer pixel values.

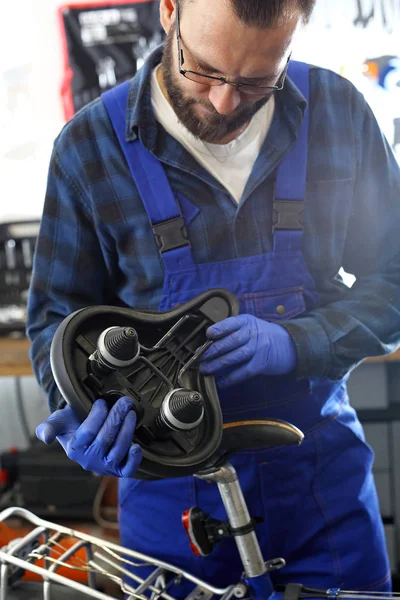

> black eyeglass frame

[{"left": 175, "top": 0, "right": 291, "bottom": 95}]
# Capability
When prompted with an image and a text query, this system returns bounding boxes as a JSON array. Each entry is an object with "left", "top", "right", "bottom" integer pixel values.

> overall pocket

[{"left": 238, "top": 286, "right": 307, "bottom": 321}]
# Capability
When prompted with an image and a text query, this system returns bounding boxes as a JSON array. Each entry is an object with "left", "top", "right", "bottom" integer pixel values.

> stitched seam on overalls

[
  {"left": 174, "top": 292, "right": 305, "bottom": 317},
  {"left": 221, "top": 388, "right": 313, "bottom": 415},
  {"left": 172, "top": 287, "right": 305, "bottom": 303},
  {"left": 255, "top": 292, "right": 304, "bottom": 320},
  {"left": 255, "top": 450, "right": 272, "bottom": 561},
  {"left": 312, "top": 429, "right": 344, "bottom": 586},
  {"left": 240, "top": 286, "right": 304, "bottom": 299},
  {"left": 222, "top": 375, "right": 344, "bottom": 417},
  {"left": 355, "top": 570, "right": 392, "bottom": 591},
  {"left": 247, "top": 391, "right": 348, "bottom": 459},
  {"left": 303, "top": 396, "right": 346, "bottom": 435},
  {"left": 164, "top": 251, "right": 305, "bottom": 276},
  {"left": 311, "top": 420, "right": 392, "bottom": 593}
]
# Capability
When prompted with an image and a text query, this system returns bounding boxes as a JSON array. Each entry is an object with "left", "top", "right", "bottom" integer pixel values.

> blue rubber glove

[
  {"left": 36, "top": 396, "right": 142, "bottom": 478},
  {"left": 200, "top": 314, "right": 297, "bottom": 387}
]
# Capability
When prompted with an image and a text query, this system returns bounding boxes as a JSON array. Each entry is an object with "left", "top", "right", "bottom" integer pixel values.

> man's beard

[{"left": 160, "top": 30, "right": 273, "bottom": 144}]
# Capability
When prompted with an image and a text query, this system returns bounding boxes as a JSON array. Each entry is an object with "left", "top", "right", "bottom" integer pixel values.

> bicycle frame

[
  {"left": 0, "top": 461, "right": 282, "bottom": 600},
  {"left": 0, "top": 462, "right": 396, "bottom": 600},
  {"left": 195, "top": 463, "right": 282, "bottom": 600}
]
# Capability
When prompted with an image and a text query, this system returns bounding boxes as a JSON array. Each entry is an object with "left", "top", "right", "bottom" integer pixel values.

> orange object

[
  {"left": 363, "top": 61, "right": 380, "bottom": 79},
  {"left": 0, "top": 469, "right": 9, "bottom": 485},
  {"left": 0, "top": 521, "right": 89, "bottom": 583},
  {"left": 182, "top": 508, "right": 202, "bottom": 557}
]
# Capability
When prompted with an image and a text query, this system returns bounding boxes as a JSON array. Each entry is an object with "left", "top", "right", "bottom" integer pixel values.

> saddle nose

[{"left": 203, "top": 418, "right": 304, "bottom": 470}]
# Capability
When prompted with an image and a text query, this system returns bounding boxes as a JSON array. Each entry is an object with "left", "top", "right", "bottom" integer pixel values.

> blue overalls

[{"left": 102, "top": 62, "right": 391, "bottom": 596}]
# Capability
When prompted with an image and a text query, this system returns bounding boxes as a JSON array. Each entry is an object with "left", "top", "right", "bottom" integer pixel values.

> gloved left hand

[
  {"left": 36, "top": 397, "right": 142, "bottom": 478},
  {"left": 200, "top": 314, "right": 297, "bottom": 387}
]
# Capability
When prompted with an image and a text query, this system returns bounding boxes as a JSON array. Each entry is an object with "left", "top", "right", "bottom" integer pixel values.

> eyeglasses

[{"left": 175, "top": 0, "right": 290, "bottom": 96}]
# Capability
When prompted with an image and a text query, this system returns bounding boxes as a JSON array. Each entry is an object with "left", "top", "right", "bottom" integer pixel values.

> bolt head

[{"left": 233, "top": 583, "right": 248, "bottom": 598}]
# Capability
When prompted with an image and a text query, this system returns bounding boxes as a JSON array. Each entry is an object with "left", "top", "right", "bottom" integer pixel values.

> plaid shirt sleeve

[
  {"left": 282, "top": 95, "right": 400, "bottom": 380},
  {"left": 27, "top": 142, "right": 117, "bottom": 411}
]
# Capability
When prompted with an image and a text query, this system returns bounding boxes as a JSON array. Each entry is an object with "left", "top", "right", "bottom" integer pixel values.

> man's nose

[{"left": 208, "top": 84, "right": 241, "bottom": 115}]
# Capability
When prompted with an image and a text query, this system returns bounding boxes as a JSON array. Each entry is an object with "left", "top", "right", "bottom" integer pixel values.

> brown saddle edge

[{"left": 207, "top": 419, "right": 304, "bottom": 468}]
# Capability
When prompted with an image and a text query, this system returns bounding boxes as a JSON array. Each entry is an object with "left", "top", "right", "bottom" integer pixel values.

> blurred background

[
  {"left": 0, "top": 0, "right": 399, "bottom": 596},
  {"left": 0, "top": 0, "right": 399, "bottom": 224}
]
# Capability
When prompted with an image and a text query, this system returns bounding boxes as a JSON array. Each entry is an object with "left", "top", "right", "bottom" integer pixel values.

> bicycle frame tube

[
  {"left": 245, "top": 574, "right": 284, "bottom": 600},
  {"left": 196, "top": 462, "right": 274, "bottom": 593}
]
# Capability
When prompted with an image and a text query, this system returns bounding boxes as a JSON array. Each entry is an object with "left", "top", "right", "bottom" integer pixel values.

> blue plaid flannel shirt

[{"left": 26, "top": 47, "right": 400, "bottom": 412}]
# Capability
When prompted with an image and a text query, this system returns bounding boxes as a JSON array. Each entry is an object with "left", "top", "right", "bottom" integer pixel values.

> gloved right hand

[{"left": 36, "top": 396, "right": 142, "bottom": 478}]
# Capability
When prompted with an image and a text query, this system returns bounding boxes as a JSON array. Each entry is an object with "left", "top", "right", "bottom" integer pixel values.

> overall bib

[{"left": 102, "top": 63, "right": 391, "bottom": 595}]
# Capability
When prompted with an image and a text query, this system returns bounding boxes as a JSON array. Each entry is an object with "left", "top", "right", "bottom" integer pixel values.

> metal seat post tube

[{"left": 196, "top": 463, "right": 267, "bottom": 579}]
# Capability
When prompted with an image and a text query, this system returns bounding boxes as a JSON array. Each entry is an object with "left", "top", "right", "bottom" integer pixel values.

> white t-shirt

[{"left": 151, "top": 66, "right": 275, "bottom": 203}]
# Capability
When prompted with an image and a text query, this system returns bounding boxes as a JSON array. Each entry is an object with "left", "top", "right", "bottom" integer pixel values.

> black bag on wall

[{"left": 59, "top": 1, "right": 164, "bottom": 120}]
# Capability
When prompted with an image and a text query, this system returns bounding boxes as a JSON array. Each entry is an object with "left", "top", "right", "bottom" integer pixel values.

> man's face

[{"left": 160, "top": 0, "right": 301, "bottom": 144}]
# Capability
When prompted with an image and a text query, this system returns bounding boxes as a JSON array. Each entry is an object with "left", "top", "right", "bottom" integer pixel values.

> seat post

[{"left": 196, "top": 462, "right": 267, "bottom": 579}]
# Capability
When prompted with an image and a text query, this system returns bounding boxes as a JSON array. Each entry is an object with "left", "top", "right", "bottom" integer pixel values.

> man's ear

[{"left": 159, "top": 0, "right": 177, "bottom": 34}]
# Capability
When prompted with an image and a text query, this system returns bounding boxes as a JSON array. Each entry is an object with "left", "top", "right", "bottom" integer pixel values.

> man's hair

[{"left": 181, "top": 0, "right": 316, "bottom": 26}]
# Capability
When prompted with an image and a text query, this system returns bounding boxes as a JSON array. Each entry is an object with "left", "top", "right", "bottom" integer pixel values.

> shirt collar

[
  {"left": 125, "top": 45, "right": 164, "bottom": 148},
  {"left": 279, "top": 70, "right": 308, "bottom": 132},
  {"left": 125, "top": 44, "right": 308, "bottom": 153}
]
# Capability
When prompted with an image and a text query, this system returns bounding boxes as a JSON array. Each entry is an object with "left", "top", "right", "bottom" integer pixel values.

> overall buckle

[
  {"left": 152, "top": 217, "right": 190, "bottom": 253},
  {"left": 273, "top": 200, "right": 304, "bottom": 232}
]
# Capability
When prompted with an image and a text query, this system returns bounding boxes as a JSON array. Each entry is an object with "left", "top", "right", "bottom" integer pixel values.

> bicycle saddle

[
  {"left": 50, "top": 289, "right": 304, "bottom": 480},
  {"left": 203, "top": 419, "right": 304, "bottom": 471}
]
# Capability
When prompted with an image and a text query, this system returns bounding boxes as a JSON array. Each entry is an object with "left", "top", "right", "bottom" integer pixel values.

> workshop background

[{"left": 0, "top": 0, "right": 400, "bottom": 592}]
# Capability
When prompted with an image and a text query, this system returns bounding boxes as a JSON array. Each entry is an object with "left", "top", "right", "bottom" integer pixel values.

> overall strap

[
  {"left": 102, "top": 81, "right": 194, "bottom": 272},
  {"left": 273, "top": 60, "right": 310, "bottom": 253}
]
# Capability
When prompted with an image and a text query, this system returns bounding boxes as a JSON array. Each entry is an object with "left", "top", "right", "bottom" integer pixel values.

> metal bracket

[{"left": 183, "top": 506, "right": 264, "bottom": 556}]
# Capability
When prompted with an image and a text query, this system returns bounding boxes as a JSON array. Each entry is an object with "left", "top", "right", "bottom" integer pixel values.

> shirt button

[{"left": 276, "top": 305, "right": 285, "bottom": 315}]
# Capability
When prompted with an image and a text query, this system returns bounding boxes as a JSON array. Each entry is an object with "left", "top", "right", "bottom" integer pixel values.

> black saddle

[{"left": 50, "top": 289, "right": 303, "bottom": 480}]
